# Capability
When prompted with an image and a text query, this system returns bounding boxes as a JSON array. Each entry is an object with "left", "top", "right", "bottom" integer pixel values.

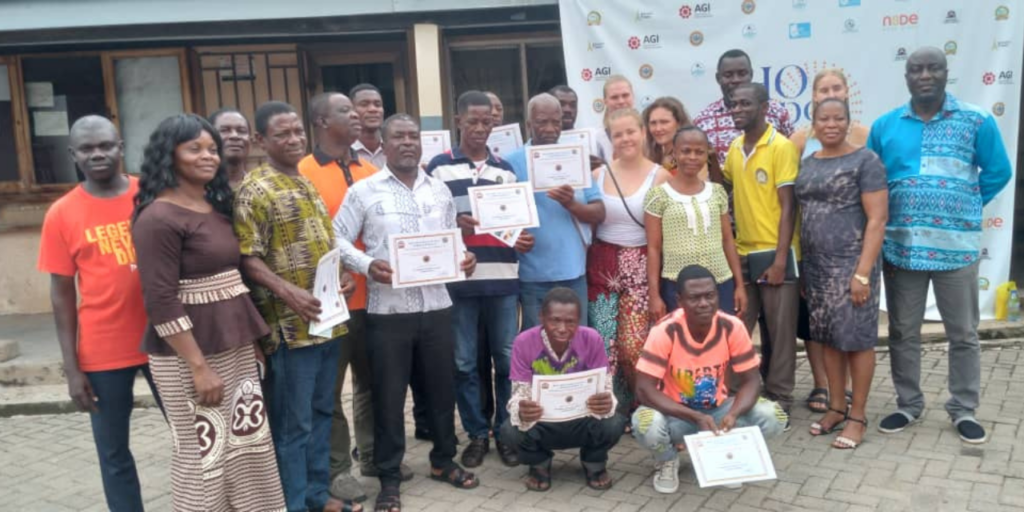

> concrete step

[{"left": 0, "top": 376, "right": 158, "bottom": 417}]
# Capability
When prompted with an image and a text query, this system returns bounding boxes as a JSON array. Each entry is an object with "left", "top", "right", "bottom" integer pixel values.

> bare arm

[
  {"left": 645, "top": 213, "right": 666, "bottom": 319},
  {"left": 856, "top": 190, "right": 888, "bottom": 278},
  {"left": 569, "top": 198, "right": 606, "bottom": 225},
  {"left": 721, "top": 213, "right": 747, "bottom": 317},
  {"left": 50, "top": 274, "right": 97, "bottom": 412}
]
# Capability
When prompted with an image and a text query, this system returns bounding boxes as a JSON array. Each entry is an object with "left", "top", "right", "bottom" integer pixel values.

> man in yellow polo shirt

[
  {"left": 299, "top": 91, "right": 412, "bottom": 503},
  {"left": 723, "top": 82, "right": 800, "bottom": 422}
]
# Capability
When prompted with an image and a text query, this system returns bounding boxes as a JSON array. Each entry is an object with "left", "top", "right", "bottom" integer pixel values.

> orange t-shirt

[
  {"left": 298, "top": 149, "right": 378, "bottom": 311},
  {"left": 636, "top": 310, "right": 759, "bottom": 410},
  {"left": 37, "top": 177, "right": 149, "bottom": 372}
]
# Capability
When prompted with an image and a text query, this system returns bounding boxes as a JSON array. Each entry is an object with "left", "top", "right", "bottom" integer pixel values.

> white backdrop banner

[{"left": 559, "top": 0, "right": 1022, "bottom": 319}]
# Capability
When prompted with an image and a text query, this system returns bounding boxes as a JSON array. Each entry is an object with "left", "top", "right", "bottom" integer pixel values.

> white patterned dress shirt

[{"left": 333, "top": 166, "right": 459, "bottom": 315}]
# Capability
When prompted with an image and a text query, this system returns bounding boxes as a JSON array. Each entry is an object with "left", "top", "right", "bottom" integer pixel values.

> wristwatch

[{"left": 853, "top": 274, "right": 870, "bottom": 286}]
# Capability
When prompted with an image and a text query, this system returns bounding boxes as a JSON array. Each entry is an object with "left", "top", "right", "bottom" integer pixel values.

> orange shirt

[
  {"left": 37, "top": 176, "right": 149, "bottom": 372},
  {"left": 636, "top": 310, "right": 759, "bottom": 410},
  {"left": 298, "top": 148, "right": 378, "bottom": 311}
]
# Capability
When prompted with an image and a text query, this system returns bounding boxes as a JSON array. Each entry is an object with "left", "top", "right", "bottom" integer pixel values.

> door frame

[{"left": 304, "top": 42, "right": 409, "bottom": 114}]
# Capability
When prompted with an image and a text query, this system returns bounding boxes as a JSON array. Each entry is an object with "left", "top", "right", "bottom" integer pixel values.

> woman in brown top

[{"left": 131, "top": 114, "right": 303, "bottom": 512}]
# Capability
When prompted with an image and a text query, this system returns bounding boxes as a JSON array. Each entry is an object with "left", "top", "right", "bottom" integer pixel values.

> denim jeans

[
  {"left": 85, "top": 364, "right": 161, "bottom": 512},
  {"left": 267, "top": 339, "right": 341, "bottom": 511},
  {"left": 631, "top": 398, "right": 784, "bottom": 462},
  {"left": 519, "top": 275, "right": 588, "bottom": 331},
  {"left": 452, "top": 294, "right": 518, "bottom": 440}
]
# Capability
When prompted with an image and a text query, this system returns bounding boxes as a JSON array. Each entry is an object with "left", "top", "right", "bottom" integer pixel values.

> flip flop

[
  {"left": 810, "top": 407, "right": 848, "bottom": 436},
  {"left": 833, "top": 416, "right": 868, "bottom": 450}
]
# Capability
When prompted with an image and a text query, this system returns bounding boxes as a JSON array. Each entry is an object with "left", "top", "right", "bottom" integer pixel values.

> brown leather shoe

[{"left": 460, "top": 438, "right": 489, "bottom": 468}]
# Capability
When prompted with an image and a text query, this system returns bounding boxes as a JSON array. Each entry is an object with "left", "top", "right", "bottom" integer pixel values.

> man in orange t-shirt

[
  {"left": 630, "top": 265, "right": 784, "bottom": 494},
  {"left": 37, "top": 115, "right": 159, "bottom": 512}
]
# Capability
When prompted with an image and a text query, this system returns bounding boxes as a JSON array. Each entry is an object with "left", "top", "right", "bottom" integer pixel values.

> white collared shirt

[
  {"left": 351, "top": 138, "right": 386, "bottom": 169},
  {"left": 333, "top": 166, "right": 458, "bottom": 315}
]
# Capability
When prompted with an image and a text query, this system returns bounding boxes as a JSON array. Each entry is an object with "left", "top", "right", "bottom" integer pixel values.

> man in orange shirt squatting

[
  {"left": 38, "top": 115, "right": 161, "bottom": 512},
  {"left": 632, "top": 265, "right": 783, "bottom": 494}
]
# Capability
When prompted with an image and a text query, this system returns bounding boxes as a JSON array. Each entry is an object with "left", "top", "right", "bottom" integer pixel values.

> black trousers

[
  {"left": 367, "top": 309, "right": 458, "bottom": 487},
  {"left": 498, "top": 415, "right": 627, "bottom": 468}
]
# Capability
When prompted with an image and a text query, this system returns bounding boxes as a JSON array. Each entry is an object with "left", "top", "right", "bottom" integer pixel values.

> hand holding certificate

[
  {"left": 308, "top": 248, "right": 350, "bottom": 337},
  {"left": 487, "top": 123, "right": 523, "bottom": 157},
  {"left": 420, "top": 130, "right": 451, "bottom": 166},
  {"left": 526, "top": 143, "right": 591, "bottom": 191},
  {"left": 388, "top": 229, "right": 466, "bottom": 289},
  {"left": 683, "top": 426, "right": 777, "bottom": 488},
  {"left": 468, "top": 182, "right": 540, "bottom": 234},
  {"left": 531, "top": 368, "right": 606, "bottom": 423}
]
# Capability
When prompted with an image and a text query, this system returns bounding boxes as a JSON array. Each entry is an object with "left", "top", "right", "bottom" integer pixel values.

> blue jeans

[
  {"left": 631, "top": 398, "right": 784, "bottom": 462},
  {"left": 86, "top": 364, "right": 161, "bottom": 512},
  {"left": 267, "top": 339, "right": 341, "bottom": 511},
  {"left": 519, "top": 275, "right": 588, "bottom": 331},
  {"left": 660, "top": 277, "right": 736, "bottom": 315},
  {"left": 453, "top": 294, "right": 518, "bottom": 440}
]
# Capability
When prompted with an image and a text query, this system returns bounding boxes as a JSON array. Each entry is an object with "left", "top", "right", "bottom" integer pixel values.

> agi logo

[
  {"left": 628, "top": 34, "right": 661, "bottom": 50},
  {"left": 679, "top": 3, "right": 711, "bottom": 19},
  {"left": 789, "top": 22, "right": 811, "bottom": 39},
  {"left": 581, "top": 67, "right": 613, "bottom": 82},
  {"left": 983, "top": 71, "right": 1015, "bottom": 85}
]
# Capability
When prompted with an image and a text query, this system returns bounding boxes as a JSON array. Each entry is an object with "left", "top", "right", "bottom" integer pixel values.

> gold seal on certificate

[
  {"left": 487, "top": 123, "right": 523, "bottom": 157},
  {"left": 531, "top": 368, "right": 606, "bottom": 423},
  {"left": 526, "top": 143, "right": 591, "bottom": 191},
  {"left": 558, "top": 128, "right": 594, "bottom": 157},
  {"left": 420, "top": 130, "right": 451, "bottom": 166},
  {"left": 388, "top": 229, "right": 465, "bottom": 289},
  {"left": 468, "top": 182, "right": 540, "bottom": 234},
  {"left": 683, "top": 426, "right": 777, "bottom": 488}
]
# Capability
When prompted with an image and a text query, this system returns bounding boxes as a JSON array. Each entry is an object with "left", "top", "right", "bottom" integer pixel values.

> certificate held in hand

[
  {"left": 309, "top": 248, "right": 350, "bottom": 338},
  {"left": 468, "top": 182, "right": 540, "bottom": 234},
  {"left": 526, "top": 143, "right": 591, "bottom": 191},
  {"left": 487, "top": 123, "right": 524, "bottom": 157},
  {"left": 388, "top": 229, "right": 465, "bottom": 289},
  {"left": 683, "top": 426, "right": 777, "bottom": 488},
  {"left": 531, "top": 368, "right": 606, "bottom": 423}
]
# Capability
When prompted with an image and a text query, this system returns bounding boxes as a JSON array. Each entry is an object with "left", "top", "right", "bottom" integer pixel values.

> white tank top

[{"left": 595, "top": 164, "right": 660, "bottom": 247}]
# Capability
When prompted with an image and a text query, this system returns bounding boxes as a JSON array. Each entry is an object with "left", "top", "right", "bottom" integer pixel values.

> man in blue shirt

[
  {"left": 506, "top": 93, "right": 605, "bottom": 330},
  {"left": 868, "top": 47, "right": 1012, "bottom": 444}
]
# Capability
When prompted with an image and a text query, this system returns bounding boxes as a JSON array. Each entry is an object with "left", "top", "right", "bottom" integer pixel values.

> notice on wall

[
  {"left": 25, "top": 82, "right": 54, "bottom": 108},
  {"left": 33, "top": 110, "right": 69, "bottom": 137}
]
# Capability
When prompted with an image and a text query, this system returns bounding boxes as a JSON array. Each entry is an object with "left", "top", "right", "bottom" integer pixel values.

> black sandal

[
  {"left": 374, "top": 486, "right": 400, "bottom": 512},
  {"left": 809, "top": 407, "right": 848, "bottom": 436},
  {"left": 833, "top": 416, "right": 868, "bottom": 450},
  {"left": 805, "top": 387, "right": 829, "bottom": 413},
  {"left": 430, "top": 464, "right": 480, "bottom": 490},
  {"left": 583, "top": 465, "right": 613, "bottom": 491},
  {"left": 525, "top": 463, "right": 552, "bottom": 492}
]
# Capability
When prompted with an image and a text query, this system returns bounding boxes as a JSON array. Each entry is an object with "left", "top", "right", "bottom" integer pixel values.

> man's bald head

[
  {"left": 905, "top": 46, "right": 948, "bottom": 104},
  {"left": 68, "top": 115, "right": 123, "bottom": 184}
]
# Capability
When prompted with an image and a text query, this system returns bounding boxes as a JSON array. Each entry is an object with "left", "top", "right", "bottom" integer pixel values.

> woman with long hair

[
  {"left": 645, "top": 126, "right": 746, "bottom": 320},
  {"left": 797, "top": 98, "right": 888, "bottom": 449},
  {"left": 588, "top": 108, "right": 670, "bottom": 415},
  {"left": 642, "top": 97, "right": 689, "bottom": 175},
  {"left": 131, "top": 114, "right": 302, "bottom": 511}
]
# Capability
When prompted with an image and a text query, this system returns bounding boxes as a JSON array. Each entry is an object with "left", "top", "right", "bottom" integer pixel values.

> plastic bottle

[{"left": 1009, "top": 289, "right": 1021, "bottom": 323}]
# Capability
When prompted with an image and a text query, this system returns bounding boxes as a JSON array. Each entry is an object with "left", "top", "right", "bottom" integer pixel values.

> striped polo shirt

[{"left": 426, "top": 147, "right": 519, "bottom": 298}]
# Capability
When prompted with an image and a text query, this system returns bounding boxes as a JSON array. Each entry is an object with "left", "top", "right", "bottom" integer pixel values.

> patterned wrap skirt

[
  {"left": 586, "top": 239, "right": 652, "bottom": 412},
  {"left": 150, "top": 344, "right": 286, "bottom": 512}
]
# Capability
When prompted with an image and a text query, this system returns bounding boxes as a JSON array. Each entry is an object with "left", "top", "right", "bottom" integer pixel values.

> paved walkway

[{"left": 3, "top": 343, "right": 1024, "bottom": 512}]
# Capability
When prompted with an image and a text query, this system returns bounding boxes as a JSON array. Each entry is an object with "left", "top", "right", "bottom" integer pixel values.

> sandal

[
  {"left": 583, "top": 465, "right": 613, "bottom": 491},
  {"left": 809, "top": 407, "right": 848, "bottom": 436},
  {"left": 525, "top": 463, "right": 552, "bottom": 492},
  {"left": 429, "top": 464, "right": 480, "bottom": 490},
  {"left": 329, "top": 498, "right": 363, "bottom": 512},
  {"left": 833, "top": 416, "right": 868, "bottom": 450},
  {"left": 373, "top": 486, "right": 400, "bottom": 512},
  {"left": 805, "top": 387, "right": 829, "bottom": 413}
]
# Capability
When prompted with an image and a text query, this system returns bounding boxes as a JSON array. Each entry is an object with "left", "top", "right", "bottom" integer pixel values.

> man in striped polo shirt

[{"left": 426, "top": 90, "right": 534, "bottom": 468}]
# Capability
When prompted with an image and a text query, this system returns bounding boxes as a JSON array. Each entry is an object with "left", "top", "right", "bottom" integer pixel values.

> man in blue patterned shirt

[{"left": 868, "top": 47, "right": 1012, "bottom": 444}]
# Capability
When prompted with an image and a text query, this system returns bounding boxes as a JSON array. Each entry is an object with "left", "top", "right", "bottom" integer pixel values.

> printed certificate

[
  {"left": 526, "top": 143, "right": 591, "bottom": 191},
  {"left": 558, "top": 128, "right": 594, "bottom": 157},
  {"left": 468, "top": 182, "right": 540, "bottom": 234},
  {"left": 683, "top": 426, "right": 778, "bottom": 488},
  {"left": 487, "top": 123, "right": 523, "bottom": 157},
  {"left": 388, "top": 229, "right": 465, "bottom": 289},
  {"left": 420, "top": 130, "right": 452, "bottom": 166},
  {"left": 531, "top": 368, "right": 606, "bottom": 423},
  {"left": 308, "top": 248, "right": 350, "bottom": 338}
]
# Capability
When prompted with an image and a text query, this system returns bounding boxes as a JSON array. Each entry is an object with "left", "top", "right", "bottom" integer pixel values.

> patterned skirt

[
  {"left": 586, "top": 240, "right": 651, "bottom": 412},
  {"left": 150, "top": 344, "right": 286, "bottom": 512}
]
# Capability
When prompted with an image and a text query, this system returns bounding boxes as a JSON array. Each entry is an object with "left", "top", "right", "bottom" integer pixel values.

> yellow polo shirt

[{"left": 723, "top": 124, "right": 801, "bottom": 258}]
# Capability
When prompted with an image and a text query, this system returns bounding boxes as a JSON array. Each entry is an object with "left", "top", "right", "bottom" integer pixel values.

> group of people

[{"left": 36, "top": 44, "right": 1011, "bottom": 512}]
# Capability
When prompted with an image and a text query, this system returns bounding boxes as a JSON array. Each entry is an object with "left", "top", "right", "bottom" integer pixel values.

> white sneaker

[{"left": 653, "top": 457, "right": 680, "bottom": 494}]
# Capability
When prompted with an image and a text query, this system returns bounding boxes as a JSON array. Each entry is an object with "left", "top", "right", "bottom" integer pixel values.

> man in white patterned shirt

[
  {"left": 501, "top": 287, "right": 625, "bottom": 492},
  {"left": 333, "top": 114, "right": 481, "bottom": 511}
]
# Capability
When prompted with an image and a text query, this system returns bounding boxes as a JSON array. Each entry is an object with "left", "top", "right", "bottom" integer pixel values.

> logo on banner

[
  {"left": 894, "top": 47, "right": 908, "bottom": 61},
  {"left": 944, "top": 10, "right": 959, "bottom": 23},
  {"left": 587, "top": 11, "right": 602, "bottom": 26},
  {"left": 581, "top": 68, "right": 593, "bottom": 81},
  {"left": 944, "top": 41, "right": 958, "bottom": 55},
  {"left": 793, "top": 0, "right": 807, "bottom": 9},
  {"left": 984, "top": 217, "right": 1005, "bottom": 230},
  {"left": 742, "top": 24, "right": 758, "bottom": 39},
  {"left": 679, "top": 3, "right": 712, "bottom": 19},
  {"left": 998, "top": 71, "right": 1014, "bottom": 84},
  {"left": 691, "top": 62, "right": 706, "bottom": 78},
  {"left": 628, "top": 35, "right": 662, "bottom": 50},
  {"left": 587, "top": 41, "right": 605, "bottom": 51},
  {"left": 690, "top": 31, "right": 705, "bottom": 46},
  {"left": 592, "top": 99, "right": 605, "bottom": 114},
  {"left": 635, "top": 10, "right": 654, "bottom": 22},
  {"left": 995, "top": 6, "right": 1009, "bottom": 21},
  {"left": 789, "top": 22, "right": 811, "bottom": 39},
  {"left": 639, "top": 64, "right": 655, "bottom": 80},
  {"left": 843, "top": 18, "right": 858, "bottom": 33},
  {"left": 639, "top": 95, "right": 655, "bottom": 109},
  {"left": 993, "top": 102, "right": 1006, "bottom": 116},
  {"left": 882, "top": 13, "right": 919, "bottom": 28},
  {"left": 628, "top": 36, "right": 641, "bottom": 50},
  {"left": 993, "top": 39, "right": 1012, "bottom": 50},
  {"left": 839, "top": 0, "right": 860, "bottom": 6},
  {"left": 741, "top": 0, "right": 756, "bottom": 15},
  {"left": 979, "top": 277, "right": 990, "bottom": 291}
]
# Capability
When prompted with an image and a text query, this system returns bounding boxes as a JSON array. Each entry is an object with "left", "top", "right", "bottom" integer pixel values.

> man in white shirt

[{"left": 334, "top": 114, "right": 481, "bottom": 512}]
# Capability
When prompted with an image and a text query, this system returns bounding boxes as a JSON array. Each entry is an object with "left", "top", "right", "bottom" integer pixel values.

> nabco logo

[{"left": 882, "top": 12, "right": 918, "bottom": 28}]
